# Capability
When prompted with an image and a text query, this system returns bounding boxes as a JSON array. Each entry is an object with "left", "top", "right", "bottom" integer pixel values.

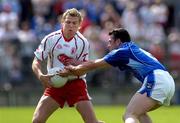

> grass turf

[{"left": 0, "top": 105, "right": 179, "bottom": 123}]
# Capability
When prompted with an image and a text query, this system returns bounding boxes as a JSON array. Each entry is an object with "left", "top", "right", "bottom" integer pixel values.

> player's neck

[{"left": 61, "top": 29, "right": 75, "bottom": 42}]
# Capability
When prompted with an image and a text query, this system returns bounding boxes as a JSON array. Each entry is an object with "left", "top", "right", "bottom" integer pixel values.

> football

[{"left": 48, "top": 67, "right": 68, "bottom": 88}]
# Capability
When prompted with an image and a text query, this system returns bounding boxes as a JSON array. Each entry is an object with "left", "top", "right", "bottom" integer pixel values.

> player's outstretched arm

[{"left": 59, "top": 58, "right": 111, "bottom": 76}]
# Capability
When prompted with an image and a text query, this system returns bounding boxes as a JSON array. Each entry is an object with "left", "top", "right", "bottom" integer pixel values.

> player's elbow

[{"left": 32, "top": 58, "right": 41, "bottom": 72}]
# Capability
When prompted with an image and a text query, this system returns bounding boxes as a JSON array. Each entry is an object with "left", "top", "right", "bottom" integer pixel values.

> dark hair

[{"left": 109, "top": 28, "right": 131, "bottom": 42}]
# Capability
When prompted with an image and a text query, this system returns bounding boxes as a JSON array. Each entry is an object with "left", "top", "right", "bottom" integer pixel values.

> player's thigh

[
  {"left": 76, "top": 100, "right": 97, "bottom": 121},
  {"left": 125, "top": 93, "right": 161, "bottom": 116},
  {"left": 33, "top": 95, "right": 59, "bottom": 120}
]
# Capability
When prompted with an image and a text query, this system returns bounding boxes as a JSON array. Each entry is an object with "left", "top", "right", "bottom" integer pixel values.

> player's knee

[
  {"left": 123, "top": 111, "right": 138, "bottom": 120},
  {"left": 123, "top": 111, "right": 140, "bottom": 123}
]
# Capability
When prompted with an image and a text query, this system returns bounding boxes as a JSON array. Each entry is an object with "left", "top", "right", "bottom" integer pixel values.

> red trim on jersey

[
  {"left": 42, "top": 52, "right": 44, "bottom": 61},
  {"left": 42, "top": 38, "right": 48, "bottom": 60},
  {"left": 76, "top": 33, "right": 86, "bottom": 60},
  {"left": 74, "top": 37, "right": 78, "bottom": 59},
  {"left": 51, "top": 36, "right": 62, "bottom": 67},
  {"left": 74, "top": 37, "right": 78, "bottom": 50},
  {"left": 61, "top": 29, "right": 74, "bottom": 42},
  {"left": 36, "top": 57, "right": 41, "bottom": 64}
]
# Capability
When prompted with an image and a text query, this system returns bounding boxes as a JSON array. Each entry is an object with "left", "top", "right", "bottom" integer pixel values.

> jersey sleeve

[
  {"left": 34, "top": 36, "right": 51, "bottom": 61},
  {"left": 103, "top": 48, "right": 129, "bottom": 67}
]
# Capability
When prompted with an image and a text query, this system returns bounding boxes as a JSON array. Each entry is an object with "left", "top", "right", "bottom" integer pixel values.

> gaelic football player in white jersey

[{"left": 32, "top": 8, "right": 104, "bottom": 123}]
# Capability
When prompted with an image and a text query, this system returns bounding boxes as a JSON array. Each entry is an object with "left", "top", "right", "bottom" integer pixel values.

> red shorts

[{"left": 44, "top": 79, "right": 91, "bottom": 108}]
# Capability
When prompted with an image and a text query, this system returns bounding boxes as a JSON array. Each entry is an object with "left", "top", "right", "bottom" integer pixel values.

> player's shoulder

[
  {"left": 118, "top": 41, "right": 137, "bottom": 52},
  {"left": 76, "top": 31, "right": 88, "bottom": 43},
  {"left": 109, "top": 43, "right": 130, "bottom": 56},
  {"left": 44, "top": 30, "right": 62, "bottom": 40}
]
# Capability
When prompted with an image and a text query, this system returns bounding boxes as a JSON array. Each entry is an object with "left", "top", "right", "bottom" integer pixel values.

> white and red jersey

[{"left": 34, "top": 29, "right": 89, "bottom": 79}]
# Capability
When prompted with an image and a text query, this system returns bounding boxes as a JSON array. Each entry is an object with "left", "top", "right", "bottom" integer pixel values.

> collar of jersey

[
  {"left": 61, "top": 29, "right": 74, "bottom": 42},
  {"left": 119, "top": 41, "right": 133, "bottom": 48}
]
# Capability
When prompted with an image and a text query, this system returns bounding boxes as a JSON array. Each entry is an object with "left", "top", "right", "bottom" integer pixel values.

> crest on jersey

[
  {"left": 58, "top": 54, "right": 73, "bottom": 65},
  {"left": 71, "top": 47, "right": 76, "bottom": 54}
]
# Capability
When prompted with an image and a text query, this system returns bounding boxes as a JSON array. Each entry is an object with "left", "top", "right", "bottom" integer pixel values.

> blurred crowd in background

[{"left": 0, "top": 0, "right": 180, "bottom": 90}]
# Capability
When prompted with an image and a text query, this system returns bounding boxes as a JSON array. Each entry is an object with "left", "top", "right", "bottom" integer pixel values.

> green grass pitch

[{"left": 0, "top": 105, "right": 179, "bottom": 123}]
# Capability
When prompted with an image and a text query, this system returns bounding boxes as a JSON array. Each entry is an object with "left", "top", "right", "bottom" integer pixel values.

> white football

[{"left": 48, "top": 67, "right": 68, "bottom": 88}]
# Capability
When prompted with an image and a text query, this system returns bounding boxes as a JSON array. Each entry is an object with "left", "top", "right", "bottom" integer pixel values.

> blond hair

[{"left": 61, "top": 8, "right": 83, "bottom": 23}]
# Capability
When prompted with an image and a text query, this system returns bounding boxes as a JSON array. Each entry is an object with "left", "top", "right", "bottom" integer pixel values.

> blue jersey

[{"left": 103, "top": 41, "right": 166, "bottom": 83}]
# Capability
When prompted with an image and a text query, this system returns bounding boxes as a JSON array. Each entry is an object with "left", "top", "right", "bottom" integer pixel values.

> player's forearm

[
  {"left": 75, "top": 59, "right": 110, "bottom": 76},
  {"left": 32, "top": 58, "right": 43, "bottom": 80},
  {"left": 74, "top": 61, "right": 94, "bottom": 75},
  {"left": 71, "top": 59, "right": 84, "bottom": 66}
]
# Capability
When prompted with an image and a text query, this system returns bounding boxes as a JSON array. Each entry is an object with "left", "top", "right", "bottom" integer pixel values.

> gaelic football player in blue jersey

[{"left": 59, "top": 28, "right": 175, "bottom": 123}]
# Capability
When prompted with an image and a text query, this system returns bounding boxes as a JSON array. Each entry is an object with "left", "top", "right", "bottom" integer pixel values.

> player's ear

[{"left": 116, "top": 39, "right": 121, "bottom": 45}]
